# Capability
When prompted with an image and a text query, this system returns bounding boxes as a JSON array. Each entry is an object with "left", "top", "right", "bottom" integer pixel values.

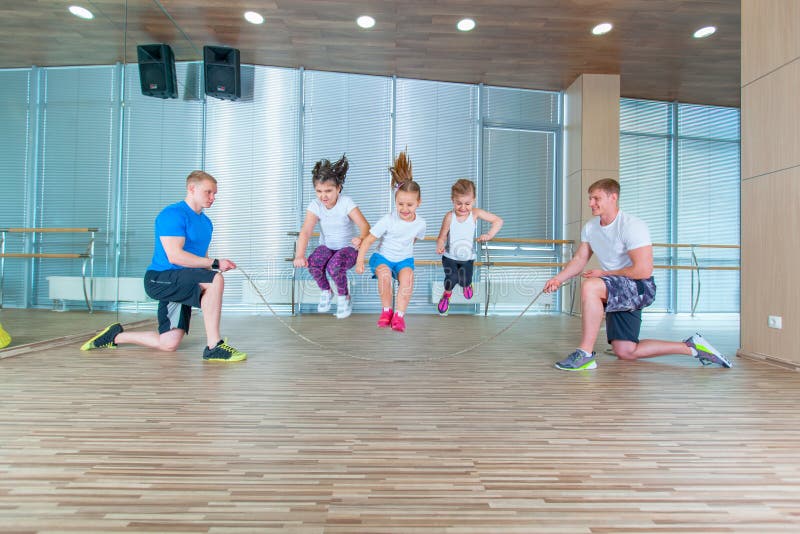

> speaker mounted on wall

[
  {"left": 204, "top": 45, "right": 241, "bottom": 101},
  {"left": 137, "top": 44, "right": 178, "bottom": 99}
]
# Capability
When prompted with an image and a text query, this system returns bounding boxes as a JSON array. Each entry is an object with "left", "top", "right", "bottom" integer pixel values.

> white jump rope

[{"left": 238, "top": 266, "right": 546, "bottom": 363}]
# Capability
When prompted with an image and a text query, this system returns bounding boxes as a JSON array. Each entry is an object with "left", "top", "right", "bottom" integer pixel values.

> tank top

[{"left": 443, "top": 210, "right": 476, "bottom": 261}]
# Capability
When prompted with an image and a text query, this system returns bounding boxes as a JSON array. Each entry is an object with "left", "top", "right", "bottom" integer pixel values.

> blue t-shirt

[{"left": 147, "top": 201, "right": 213, "bottom": 271}]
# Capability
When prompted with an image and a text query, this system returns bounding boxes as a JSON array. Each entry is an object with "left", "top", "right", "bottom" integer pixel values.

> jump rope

[{"left": 238, "top": 265, "right": 546, "bottom": 363}]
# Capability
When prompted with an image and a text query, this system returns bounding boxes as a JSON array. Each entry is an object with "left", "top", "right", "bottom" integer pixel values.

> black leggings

[{"left": 442, "top": 256, "right": 474, "bottom": 292}]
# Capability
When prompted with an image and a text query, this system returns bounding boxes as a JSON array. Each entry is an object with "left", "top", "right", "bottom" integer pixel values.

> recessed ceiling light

[
  {"left": 68, "top": 5, "right": 94, "bottom": 20},
  {"left": 693, "top": 26, "right": 716, "bottom": 39},
  {"left": 457, "top": 18, "right": 476, "bottom": 32},
  {"left": 357, "top": 15, "right": 376, "bottom": 29},
  {"left": 591, "top": 22, "right": 613, "bottom": 35},
  {"left": 244, "top": 11, "right": 264, "bottom": 25}
]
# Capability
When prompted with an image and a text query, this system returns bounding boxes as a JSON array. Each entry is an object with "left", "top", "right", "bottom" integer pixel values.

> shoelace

[{"left": 218, "top": 341, "right": 242, "bottom": 356}]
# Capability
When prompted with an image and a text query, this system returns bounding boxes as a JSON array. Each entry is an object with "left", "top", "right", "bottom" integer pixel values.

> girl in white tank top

[{"left": 435, "top": 179, "right": 504, "bottom": 315}]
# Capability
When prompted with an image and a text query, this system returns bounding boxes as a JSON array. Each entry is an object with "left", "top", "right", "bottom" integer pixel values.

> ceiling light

[
  {"left": 693, "top": 26, "right": 716, "bottom": 39},
  {"left": 68, "top": 5, "right": 94, "bottom": 20},
  {"left": 357, "top": 15, "right": 376, "bottom": 29},
  {"left": 457, "top": 18, "right": 476, "bottom": 32},
  {"left": 591, "top": 22, "right": 613, "bottom": 35},
  {"left": 244, "top": 11, "right": 264, "bottom": 25}
]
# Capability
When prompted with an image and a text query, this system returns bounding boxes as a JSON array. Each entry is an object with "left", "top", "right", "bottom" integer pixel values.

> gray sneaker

[
  {"left": 555, "top": 349, "right": 597, "bottom": 371},
  {"left": 685, "top": 333, "right": 732, "bottom": 368}
]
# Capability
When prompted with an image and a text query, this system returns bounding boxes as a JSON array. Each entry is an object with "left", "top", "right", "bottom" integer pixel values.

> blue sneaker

[
  {"left": 555, "top": 349, "right": 597, "bottom": 371},
  {"left": 685, "top": 333, "right": 732, "bottom": 368}
]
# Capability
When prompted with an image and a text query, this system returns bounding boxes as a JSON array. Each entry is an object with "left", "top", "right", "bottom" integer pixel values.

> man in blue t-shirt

[
  {"left": 544, "top": 178, "right": 731, "bottom": 371},
  {"left": 81, "top": 170, "right": 246, "bottom": 362}
]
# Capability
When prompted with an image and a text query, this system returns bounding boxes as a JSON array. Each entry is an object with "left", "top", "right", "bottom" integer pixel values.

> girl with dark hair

[
  {"left": 355, "top": 150, "right": 426, "bottom": 332},
  {"left": 435, "top": 178, "right": 503, "bottom": 315},
  {"left": 294, "top": 155, "right": 370, "bottom": 319}
]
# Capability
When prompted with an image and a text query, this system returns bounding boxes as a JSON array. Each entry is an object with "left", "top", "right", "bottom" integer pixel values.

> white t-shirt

[
  {"left": 307, "top": 195, "right": 357, "bottom": 250},
  {"left": 580, "top": 210, "right": 651, "bottom": 272},
  {"left": 370, "top": 211, "right": 427, "bottom": 262},
  {"left": 443, "top": 210, "right": 477, "bottom": 261}
]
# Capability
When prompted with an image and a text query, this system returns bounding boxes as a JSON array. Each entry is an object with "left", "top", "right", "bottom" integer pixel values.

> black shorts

[
  {"left": 606, "top": 309, "right": 642, "bottom": 344},
  {"left": 144, "top": 269, "right": 217, "bottom": 334},
  {"left": 441, "top": 255, "right": 475, "bottom": 291}
]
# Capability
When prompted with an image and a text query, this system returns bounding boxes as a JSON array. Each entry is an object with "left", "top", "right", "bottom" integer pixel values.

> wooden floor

[
  {"left": 2, "top": 312, "right": 800, "bottom": 533},
  {"left": 0, "top": 309, "right": 147, "bottom": 356}
]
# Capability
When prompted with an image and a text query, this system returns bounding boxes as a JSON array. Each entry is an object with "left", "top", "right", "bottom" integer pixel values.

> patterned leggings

[{"left": 307, "top": 245, "right": 357, "bottom": 295}]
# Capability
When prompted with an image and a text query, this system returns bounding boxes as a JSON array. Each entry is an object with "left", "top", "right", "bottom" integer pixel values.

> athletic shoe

[
  {"left": 0, "top": 322, "right": 11, "bottom": 349},
  {"left": 81, "top": 323, "right": 123, "bottom": 351},
  {"left": 317, "top": 290, "right": 332, "bottom": 313},
  {"left": 437, "top": 293, "right": 451, "bottom": 315},
  {"left": 377, "top": 309, "right": 393, "bottom": 328},
  {"left": 335, "top": 295, "right": 352, "bottom": 319},
  {"left": 463, "top": 283, "right": 474, "bottom": 300},
  {"left": 391, "top": 313, "right": 406, "bottom": 333},
  {"left": 203, "top": 339, "right": 247, "bottom": 362},
  {"left": 554, "top": 349, "right": 597, "bottom": 371},
  {"left": 685, "top": 333, "right": 732, "bottom": 368}
]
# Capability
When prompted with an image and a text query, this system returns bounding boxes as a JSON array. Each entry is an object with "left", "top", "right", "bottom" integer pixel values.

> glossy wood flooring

[{"left": 2, "top": 312, "right": 800, "bottom": 533}]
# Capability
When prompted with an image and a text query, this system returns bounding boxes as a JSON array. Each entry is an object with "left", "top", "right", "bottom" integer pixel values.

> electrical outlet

[{"left": 768, "top": 315, "right": 782, "bottom": 329}]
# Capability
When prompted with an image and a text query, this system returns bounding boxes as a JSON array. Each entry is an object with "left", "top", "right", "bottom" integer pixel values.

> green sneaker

[
  {"left": 685, "top": 333, "right": 732, "bottom": 368},
  {"left": 0, "top": 322, "right": 11, "bottom": 349},
  {"left": 81, "top": 323, "right": 123, "bottom": 351},
  {"left": 555, "top": 349, "right": 597, "bottom": 371},
  {"left": 203, "top": 339, "right": 247, "bottom": 362}
]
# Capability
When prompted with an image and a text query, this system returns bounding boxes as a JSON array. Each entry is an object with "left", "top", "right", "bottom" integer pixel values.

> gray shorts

[{"left": 602, "top": 275, "right": 656, "bottom": 313}]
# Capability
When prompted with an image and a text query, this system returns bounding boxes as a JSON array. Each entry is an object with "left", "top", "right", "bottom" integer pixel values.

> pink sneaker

[
  {"left": 437, "top": 293, "right": 450, "bottom": 315},
  {"left": 390, "top": 313, "right": 406, "bottom": 333},
  {"left": 377, "top": 309, "right": 393, "bottom": 328},
  {"left": 463, "top": 283, "right": 474, "bottom": 300}
]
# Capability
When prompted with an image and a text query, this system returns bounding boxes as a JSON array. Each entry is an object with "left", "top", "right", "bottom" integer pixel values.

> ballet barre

[{"left": 0, "top": 227, "right": 97, "bottom": 311}]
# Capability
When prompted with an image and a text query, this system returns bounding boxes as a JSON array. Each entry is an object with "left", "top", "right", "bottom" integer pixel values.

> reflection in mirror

[{"left": 0, "top": 0, "right": 198, "bottom": 355}]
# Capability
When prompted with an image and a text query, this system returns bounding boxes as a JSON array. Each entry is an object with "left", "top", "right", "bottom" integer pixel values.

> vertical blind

[
  {"left": 620, "top": 98, "right": 740, "bottom": 313},
  {"left": 120, "top": 62, "right": 204, "bottom": 279},
  {"left": 204, "top": 65, "right": 300, "bottom": 307},
  {"left": 34, "top": 66, "right": 119, "bottom": 305},
  {"left": 0, "top": 69, "right": 32, "bottom": 306},
  {"left": 32, "top": 61, "right": 777, "bottom": 317}
]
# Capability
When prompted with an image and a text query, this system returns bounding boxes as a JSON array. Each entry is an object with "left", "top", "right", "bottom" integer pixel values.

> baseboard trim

[{"left": 736, "top": 349, "right": 800, "bottom": 372}]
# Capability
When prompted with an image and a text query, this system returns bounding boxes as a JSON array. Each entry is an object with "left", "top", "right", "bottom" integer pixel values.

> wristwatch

[{"left": 211, "top": 258, "right": 220, "bottom": 270}]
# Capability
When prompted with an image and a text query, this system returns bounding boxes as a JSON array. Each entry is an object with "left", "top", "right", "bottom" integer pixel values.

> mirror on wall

[{"left": 0, "top": 0, "right": 200, "bottom": 354}]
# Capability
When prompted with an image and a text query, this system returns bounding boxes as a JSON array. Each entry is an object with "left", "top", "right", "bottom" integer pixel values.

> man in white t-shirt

[{"left": 543, "top": 178, "right": 732, "bottom": 371}]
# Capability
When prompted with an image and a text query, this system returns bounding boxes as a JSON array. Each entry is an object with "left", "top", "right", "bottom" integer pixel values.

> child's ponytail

[{"left": 389, "top": 149, "right": 421, "bottom": 198}]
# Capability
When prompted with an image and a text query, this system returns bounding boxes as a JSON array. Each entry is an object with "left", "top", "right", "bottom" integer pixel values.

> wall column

[{"left": 562, "top": 74, "right": 620, "bottom": 313}]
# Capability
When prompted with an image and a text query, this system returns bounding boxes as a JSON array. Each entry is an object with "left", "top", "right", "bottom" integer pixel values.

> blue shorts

[{"left": 369, "top": 253, "right": 415, "bottom": 279}]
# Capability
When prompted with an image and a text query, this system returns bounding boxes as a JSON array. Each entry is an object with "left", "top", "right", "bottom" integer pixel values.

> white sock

[
  {"left": 395, "top": 311, "right": 405, "bottom": 318},
  {"left": 383, "top": 307, "right": 392, "bottom": 312},
  {"left": 576, "top": 348, "right": 592, "bottom": 357},
  {"left": 688, "top": 347, "right": 698, "bottom": 356}
]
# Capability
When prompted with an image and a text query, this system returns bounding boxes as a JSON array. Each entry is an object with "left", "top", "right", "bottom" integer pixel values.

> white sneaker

[
  {"left": 317, "top": 290, "right": 332, "bottom": 313},
  {"left": 335, "top": 295, "right": 352, "bottom": 319}
]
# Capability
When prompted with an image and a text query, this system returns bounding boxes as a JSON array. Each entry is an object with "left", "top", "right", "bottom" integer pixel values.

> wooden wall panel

[
  {"left": 581, "top": 74, "right": 621, "bottom": 177},
  {"left": 739, "top": 168, "right": 800, "bottom": 364},
  {"left": 739, "top": 0, "right": 800, "bottom": 367},
  {"left": 741, "top": 0, "right": 800, "bottom": 86},
  {"left": 741, "top": 59, "right": 800, "bottom": 179}
]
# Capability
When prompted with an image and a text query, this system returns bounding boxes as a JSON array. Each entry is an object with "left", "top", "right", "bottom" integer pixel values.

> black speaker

[
  {"left": 204, "top": 45, "right": 241, "bottom": 101},
  {"left": 137, "top": 44, "right": 177, "bottom": 99}
]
